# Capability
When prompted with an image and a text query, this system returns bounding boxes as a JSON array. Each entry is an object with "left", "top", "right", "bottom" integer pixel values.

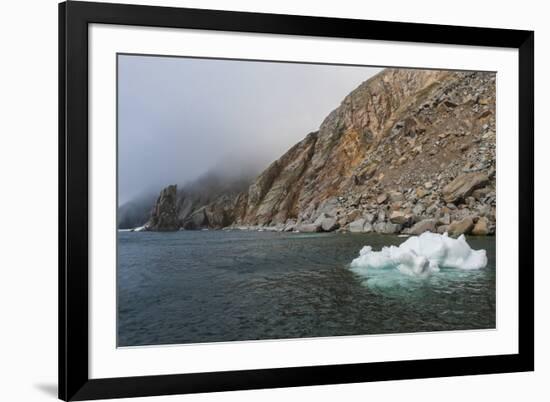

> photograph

[{"left": 116, "top": 55, "right": 497, "bottom": 347}]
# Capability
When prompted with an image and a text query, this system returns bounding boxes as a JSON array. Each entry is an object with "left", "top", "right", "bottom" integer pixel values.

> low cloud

[{"left": 118, "top": 54, "right": 381, "bottom": 204}]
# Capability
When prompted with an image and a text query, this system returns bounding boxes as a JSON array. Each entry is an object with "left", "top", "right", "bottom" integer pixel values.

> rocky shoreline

[{"left": 135, "top": 168, "right": 495, "bottom": 237}]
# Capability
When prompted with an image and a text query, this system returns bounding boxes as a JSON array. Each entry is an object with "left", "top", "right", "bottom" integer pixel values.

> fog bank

[{"left": 118, "top": 54, "right": 381, "bottom": 204}]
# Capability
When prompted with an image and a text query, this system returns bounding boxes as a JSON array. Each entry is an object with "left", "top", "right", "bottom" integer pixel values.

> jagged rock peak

[{"left": 145, "top": 184, "right": 179, "bottom": 231}]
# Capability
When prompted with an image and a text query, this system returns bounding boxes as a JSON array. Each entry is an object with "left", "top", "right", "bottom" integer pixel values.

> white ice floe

[{"left": 350, "top": 232, "right": 487, "bottom": 277}]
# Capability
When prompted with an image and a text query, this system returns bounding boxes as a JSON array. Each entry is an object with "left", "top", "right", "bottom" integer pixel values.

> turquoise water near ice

[{"left": 117, "top": 231, "right": 495, "bottom": 347}]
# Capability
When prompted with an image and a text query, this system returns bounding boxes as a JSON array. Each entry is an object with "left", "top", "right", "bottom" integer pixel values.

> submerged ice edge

[{"left": 350, "top": 232, "right": 487, "bottom": 277}]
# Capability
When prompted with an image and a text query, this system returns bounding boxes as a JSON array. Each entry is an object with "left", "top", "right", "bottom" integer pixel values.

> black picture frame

[{"left": 59, "top": 1, "right": 534, "bottom": 400}]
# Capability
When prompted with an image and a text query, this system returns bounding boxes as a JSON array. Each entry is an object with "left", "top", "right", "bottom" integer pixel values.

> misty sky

[{"left": 118, "top": 54, "right": 382, "bottom": 204}]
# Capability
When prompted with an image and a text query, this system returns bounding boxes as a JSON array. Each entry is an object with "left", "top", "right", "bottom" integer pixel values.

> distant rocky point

[{"left": 139, "top": 68, "right": 496, "bottom": 237}]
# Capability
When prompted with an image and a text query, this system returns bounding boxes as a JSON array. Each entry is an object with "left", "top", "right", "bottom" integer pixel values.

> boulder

[
  {"left": 364, "top": 213, "right": 376, "bottom": 224},
  {"left": 388, "top": 191, "right": 405, "bottom": 202},
  {"left": 313, "top": 213, "right": 328, "bottom": 226},
  {"left": 472, "top": 187, "right": 490, "bottom": 201},
  {"left": 448, "top": 217, "right": 475, "bottom": 236},
  {"left": 349, "top": 218, "right": 366, "bottom": 233},
  {"left": 373, "top": 222, "right": 402, "bottom": 234},
  {"left": 407, "top": 219, "right": 437, "bottom": 235},
  {"left": 442, "top": 172, "right": 489, "bottom": 203},
  {"left": 346, "top": 209, "right": 362, "bottom": 223},
  {"left": 389, "top": 210, "right": 412, "bottom": 225},
  {"left": 377, "top": 193, "right": 388, "bottom": 204},
  {"left": 320, "top": 217, "right": 339, "bottom": 232},
  {"left": 390, "top": 201, "right": 403, "bottom": 211},
  {"left": 438, "top": 213, "right": 451, "bottom": 225},
  {"left": 437, "top": 225, "right": 449, "bottom": 234},
  {"left": 314, "top": 197, "right": 340, "bottom": 218},
  {"left": 416, "top": 187, "right": 429, "bottom": 199},
  {"left": 296, "top": 223, "right": 321, "bottom": 233},
  {"left": 284, "top": 220, "right": 296, "bottom": 232},
  {"left": 471, "top": 217, "right": 490, "bottom": 235}
]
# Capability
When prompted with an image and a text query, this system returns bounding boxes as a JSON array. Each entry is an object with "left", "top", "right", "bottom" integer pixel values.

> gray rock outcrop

[{"left": 145, "top": 185, "right": 179, "bottom": 231}]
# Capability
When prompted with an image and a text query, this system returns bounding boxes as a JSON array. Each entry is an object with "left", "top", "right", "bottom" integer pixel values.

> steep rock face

[
  {"left": 234, "top": 69, "right": 449, "bottom": 226},
  {"left": 182, "top": 194, "right": 239, "bottom": 229},
  {"left": 143, "top": 170, "right": 255, "bottom": 231},
  {"left": 234, "top": 68, "right": 496, "bottom": 235},
  {"left": 145, "top": 182, "right": 246, "bottom": 231},
  {"left": 145, "top": 185, "right": 179, "bottom": 231},
  {"left": 237, "top": 131, "right": 319, "bottom": 225}
]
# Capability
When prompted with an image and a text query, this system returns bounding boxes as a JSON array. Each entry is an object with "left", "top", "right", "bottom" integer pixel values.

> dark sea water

[{"left": 117, "top": 231, "right": 496, "bottom": 347}]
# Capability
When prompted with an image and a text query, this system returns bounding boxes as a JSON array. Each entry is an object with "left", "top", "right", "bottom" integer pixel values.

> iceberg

[{"left": 350, "top": 232, "right": 487, "bottom": 277}]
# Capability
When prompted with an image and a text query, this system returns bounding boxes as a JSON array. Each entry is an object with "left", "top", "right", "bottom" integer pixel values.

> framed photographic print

[{"left": 59, "top": 1, "right": 534, "bottom": 400}]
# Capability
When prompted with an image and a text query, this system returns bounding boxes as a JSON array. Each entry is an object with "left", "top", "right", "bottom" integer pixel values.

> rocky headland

[{"left": 138, "top": 68, "right": 496, "bottom": 237}]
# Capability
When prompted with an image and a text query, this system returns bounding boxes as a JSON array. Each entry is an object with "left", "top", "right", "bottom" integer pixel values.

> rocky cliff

[
  {"left": 145, "top": 185, "right": 180, "bottom": 231},
  {"left": 143, "top": 171, "right": 254, "bottom": 231},
  {"left": 144, "top": 68, "right": 496, "bottom": 236}
]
